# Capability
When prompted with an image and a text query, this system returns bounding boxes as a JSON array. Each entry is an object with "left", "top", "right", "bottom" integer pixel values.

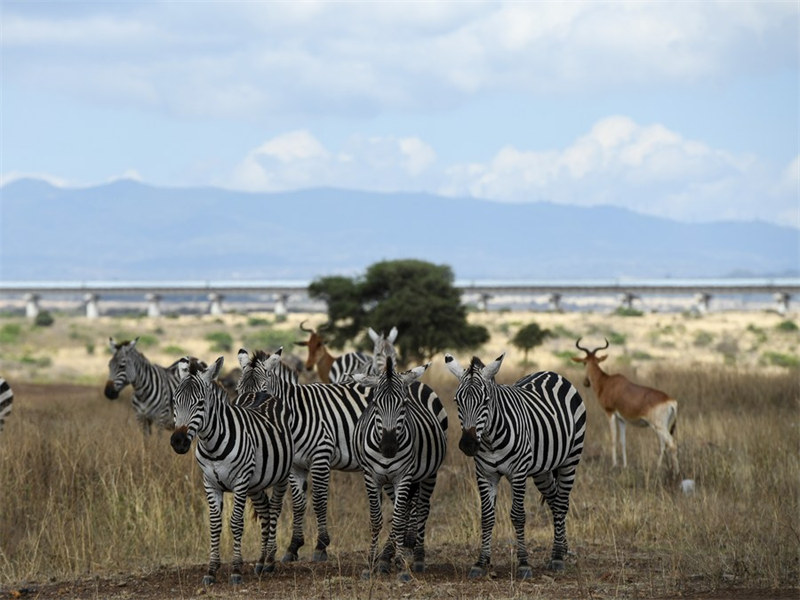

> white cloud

[
  {"left": 227, "top": 117, "right": 797, "bottom": 227},
  {"left": 2, "top": 2, "right": 795, "bottom": 118}
]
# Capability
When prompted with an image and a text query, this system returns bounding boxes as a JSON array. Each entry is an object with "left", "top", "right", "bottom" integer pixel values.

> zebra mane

[
  {"left": 468, "top": 356, "right": 485, "bottom": 374},
  {"left": 187, "top": 357, "right": 208, "bottom": 376}
]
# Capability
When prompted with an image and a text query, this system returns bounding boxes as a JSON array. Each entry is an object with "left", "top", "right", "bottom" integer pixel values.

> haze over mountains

[{"left": 1, "top": 178, "right": 797, "bottom": 282}]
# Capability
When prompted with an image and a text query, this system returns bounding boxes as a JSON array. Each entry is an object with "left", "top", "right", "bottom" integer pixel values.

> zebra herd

[{"left": 104, "top": 326, "right": 587, "bottom": 584}]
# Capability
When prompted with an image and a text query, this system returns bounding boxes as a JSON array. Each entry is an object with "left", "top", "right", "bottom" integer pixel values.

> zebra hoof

[
  {"left": 411, "top": 561, "right": 425, "bottom": 573},
  {"left": 282, "top": 552, "right": 299, "bottom": 563},
  {"left": 397, "top": 571, "right": 412, "bottom": 583},
  {"left": 517, "top": 565, "right": 533, "bottom": 580},
  {"left": 377, "top": 560, "right": 391, "bottom": 575},
  {"left": 468, "top": 566, "right": 487, "bottom": 579},
  {"left": 254, "top": 562, "right": 275, "bottom": 575},
  {"left": 548, "top": 559, "right": 565, "bottom": 572},
  {"left": 312, "top": 549, "right": 328, "bottom": 562},
  {"left": 229, "top": 573, "right": 243, "bottom": 585},
  {"left": 202, "top": 575, "right": 216, "bottom": 586}
]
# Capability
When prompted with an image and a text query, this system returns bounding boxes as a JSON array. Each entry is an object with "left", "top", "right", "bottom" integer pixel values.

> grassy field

[{"left": 0, "top": 309, "right": 798, "bottom": 598}]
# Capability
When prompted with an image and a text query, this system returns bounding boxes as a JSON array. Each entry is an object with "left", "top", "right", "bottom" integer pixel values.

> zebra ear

[
  {"left": 237, "top": 349, "right": 250, "bottom": 369},
  {"left": 352, "top": 373, "right": 380, "bottom": 387},
  {"left": 204, "top": 356, "right": 224, "bottom": 383},
  {"left": 177, "top": 357, "right": 191, "bottom": 381},
  {"left": 264, "top": 350, "right": 282, "bottom": 371},
  {"left": 130, "top": 337, "right": 139, "bottom": 349},
  {"left": 109, "top": 337, "right": 118, "bottom": 352},
  {"left": 482, "top": 353, "right": 505, "bottom": 381},
  {"left": 368, "top": 327, "right": 380, "bottom": 343},
  {"left": 387, "top": 326, "right": 398, "bottom": 343},
  {"left": 444, "top": 354, "right": 464, "bottom": 379},
  {"left": 402, "top": 363, "right": 428, "bottom": 385}
]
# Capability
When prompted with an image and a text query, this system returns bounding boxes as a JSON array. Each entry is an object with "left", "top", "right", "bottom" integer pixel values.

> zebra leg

[
  {"left": 535, "top": 466, "right": 576, "bottom": 571},
  {"left": 228, "top": 485, "right": 249, "bottom": 584},
  {"left": 309, "top": 454, "right": 334, "bottom": 561},
  {"left": 282, "top": 467, "right": 308, "bottom": 562},
  {"left": 509, "top": 474, "right": 532, "bottom": 580},
  {"left": 387, "top": 480, "right": 413, "bottom": 580},
  {"left": 403, "top": 483, "right": 420, "bottom": 551},
  {"left": 410, "top": 477, "right": 436, "bottom": 574},
  {"left": 362, "top": 475, "right": 385, "bottom": 578},
  {"left": 265, "top": 479, "right": 288, "bottom": 567},
  {"left": 470, "top": 469, "right": 500, "bottom": 578},
  {"left": 203, "top": 485, "right": 224, "bottom": 585},
  {"left": 250, "top": 490, "right": 273, "bottom": 575}
]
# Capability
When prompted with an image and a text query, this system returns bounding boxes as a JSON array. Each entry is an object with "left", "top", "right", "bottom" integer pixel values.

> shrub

[
  {"left": 776, "top": 320, "right": 798, "bottom": 332},
  {"left": 205, "top": 331, "right": 233, "bottom": 353},
  {"left": 0, "top": 323, "right": 22, "bottom": 344},
  {"left": 241, "top": 329, "right": 297, "bottom": 353},
  {"left": 163, "top": 345, "right": 188, "bottom": 356},
  {"left": 34, "top": 311, "right": 54, "bottom": 327},
  {"left": 614, "top": 306, "right": 644, "bottom": 317},
  {"left": 762, "top": 351, "right": 800, "bottom": 368},
  {"left": 693, "top": 330, "right": 714, "bottom": 347}
]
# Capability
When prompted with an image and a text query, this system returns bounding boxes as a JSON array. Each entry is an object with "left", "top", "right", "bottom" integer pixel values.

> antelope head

[{"left": 571, "top": 337, "right": 609, "bottom": 387}]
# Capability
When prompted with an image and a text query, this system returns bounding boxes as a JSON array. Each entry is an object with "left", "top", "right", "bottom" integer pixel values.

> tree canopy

[{"left": 308, "top": 259, "right": 489, "bottom": 364}]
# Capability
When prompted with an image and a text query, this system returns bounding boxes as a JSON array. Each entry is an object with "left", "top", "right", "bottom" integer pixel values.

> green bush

[
  {"left": 614, "top": 306, "right": 644, "bottom": 317},
  {"left": 163, "top": 345, "right": 188, "bottom": 356},
  {"left": 776, "top": 320, "right": 798, "bottom": 332},
  {"left": 34, "top": 311, "right": 55, "bottom": 327},
  {"left": 0, "top": 323, "right": 22, "bottom": 344},
  {"left": 241, "top": 329, "right": 297, "bottom": 353},
  {"left": 762, "top": 351, "right": 800, "bottom": 368},
  {"left": 205, "top": 331, "right": 233, "bottom": 353}
]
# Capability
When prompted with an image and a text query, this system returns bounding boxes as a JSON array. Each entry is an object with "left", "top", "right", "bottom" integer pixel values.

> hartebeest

[
  {"left": 295, "top": 321, "right": 371, "bottom": 383},
  {"left": 572, "top": 338, "right": 679, "bottom": 475}
]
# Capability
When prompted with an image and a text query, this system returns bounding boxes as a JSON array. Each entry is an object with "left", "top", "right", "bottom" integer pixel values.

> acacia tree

[
  {"left": 308, "top": 259, "right": 488, "bottom": 364},
  {"left": 511, "top": 322, "right": 551, "bottom": 364}
]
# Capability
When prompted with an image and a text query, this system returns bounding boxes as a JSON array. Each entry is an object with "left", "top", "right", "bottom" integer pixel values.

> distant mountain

[{"left": 1, "top": 178, "right": 797, "bottom": 281}]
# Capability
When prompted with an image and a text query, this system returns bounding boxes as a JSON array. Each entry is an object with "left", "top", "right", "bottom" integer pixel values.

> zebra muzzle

[
  {"left": 104, "top": 381, "right": 120, "bottom": 400},
  {"left": 379, "top": 429, "right": 398, "bottom": 459},
  {"left": 459, "top": 428, "right": 480, "bottom": 457},
  {"left": 170, "top": 429, "right": 192, "bottom": 454}
]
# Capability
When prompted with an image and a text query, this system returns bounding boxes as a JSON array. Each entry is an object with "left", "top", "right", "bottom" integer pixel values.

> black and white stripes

[
  {"left": 353, "top": 358, "right": 447, "bottom": 579},
  {"left": 0, "top": 376, "right": 13, "bottom": 433},
  {"left": 170, "top": 357, "right": 293, "bottom": 585},
  {"left": 445, "top": 353, "right": 586, "bottom": 578}
]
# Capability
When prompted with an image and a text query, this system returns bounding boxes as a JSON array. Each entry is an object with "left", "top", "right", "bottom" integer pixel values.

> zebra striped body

[
  {"left": 353, "top": 359, "right": 447, "bottom": 578},
  {"left": 0, "top": 377, "right": 13, "bottom": 433},
  {"left": 105, "top": 337, "right": 185, "bottom": 434},
  {"left": 329, "top": 351, "right": 371, "bottom": 383},
  {"left": 170, "top": 357, "right": 292, "bottom": 584},
  {"left": 446, "top": 353, "right": 586, "bottom": 578},
  {"left": 260, "top": 348, "right": 374, "bottom": 562}
]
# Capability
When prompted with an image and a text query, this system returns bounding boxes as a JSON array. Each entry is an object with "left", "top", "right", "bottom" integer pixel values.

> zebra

[
  {"left": 0, "top": 376, "right": 13, "bottom": 433},
  {"left": 256, "top": 347, "right": 375, "bottom": 562},
  {"left": 104, "top": 337, "right": 190, "bottom": 434},
  {"left": 334, "top": 326, "right": 399, "bottom": 383},
  {"left": 170, "top": 356, "right": 292, "bottom": 585},
  {"left": 445, "top": 353, "right": 586, "bottom": 579},
  {"left": 352, "top": 358, "right": 447, "bottom": 580}
]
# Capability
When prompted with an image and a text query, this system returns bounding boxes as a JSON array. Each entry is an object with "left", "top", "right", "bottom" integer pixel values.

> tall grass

[{"left": 0, "top": 364, "right": 798, "bottom": 592}]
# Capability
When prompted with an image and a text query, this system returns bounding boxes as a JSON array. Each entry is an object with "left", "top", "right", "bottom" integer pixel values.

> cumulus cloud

[
  {"left": 2, "top": 2, "right": 795, "bottom": 118},
  {"left": 229, "top": 117, "right": 797, "bottom": 227}
]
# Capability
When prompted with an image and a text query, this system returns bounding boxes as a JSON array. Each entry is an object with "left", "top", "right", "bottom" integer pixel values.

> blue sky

[{"left": 1, "top": 1, "right": 798, "bottom": 227}]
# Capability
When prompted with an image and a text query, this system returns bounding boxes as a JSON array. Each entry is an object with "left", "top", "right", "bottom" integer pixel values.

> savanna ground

[{"left": 0, "top": 307, "right": 798, "bottom": 599}]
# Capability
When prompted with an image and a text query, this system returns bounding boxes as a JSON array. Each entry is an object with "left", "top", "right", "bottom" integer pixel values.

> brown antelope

[
  {"left": 295, "top": 321, "right": 371, "bottom": 383},
  {"left": 572, "top": 338, "right": 679, "bottom": 475}
]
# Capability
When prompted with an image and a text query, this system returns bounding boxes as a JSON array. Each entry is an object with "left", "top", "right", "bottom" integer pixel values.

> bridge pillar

[
  {"left": 694, "top": 293, "right": 712, "bottom": 314},
  {"left": 146, "top": 293, "right": 162, "bottom": 318},
  {"left": 620, "top": 292, "right": 638, "bottom": 310},
  {"left": 24, "top": 293, "right": 41, "bottom": 319},
  {"left": 774, "top": 292, "right": 791, "bottom": 315},
  {"left": 478, "top": 293, "right": 492, "bottom": 312},
  {"left": 84, "top": 293, "right": 100, "bottom": 319},
  {"left": 274, "top": 293, "right": 289, "bottom": 317},
  {"left": 549, "top": 293, "right": 562, "bottom": 312},
  {"left": 208, "top": 293, "right": 224, "bottom": 315}
]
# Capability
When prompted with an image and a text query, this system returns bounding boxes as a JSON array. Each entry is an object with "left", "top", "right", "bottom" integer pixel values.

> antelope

[
  {"left": 294, "top": 321, "right": 371, "bottom": 383},
  {"left": 572, "top": 338, "right": 679, "bottom": 475}
]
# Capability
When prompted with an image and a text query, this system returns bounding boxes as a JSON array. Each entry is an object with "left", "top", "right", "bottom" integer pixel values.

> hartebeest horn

[
  {"left": 299, "top": 320, "right": 315, "bottom": 334},
  {"left": 575, "top": 337, "right": 609, "bottom": 355}
]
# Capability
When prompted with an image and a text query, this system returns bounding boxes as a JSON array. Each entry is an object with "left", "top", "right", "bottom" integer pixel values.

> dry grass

[{"left": 0, "top": 310, "right": 798, "bottom": 598}]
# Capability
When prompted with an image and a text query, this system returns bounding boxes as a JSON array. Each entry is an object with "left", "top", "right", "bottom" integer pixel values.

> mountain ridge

[{"left": 1, "top": 178, "right": 797, "bottom": 281}]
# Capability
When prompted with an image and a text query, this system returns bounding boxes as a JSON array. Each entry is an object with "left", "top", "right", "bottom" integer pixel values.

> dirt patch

[{"left": 3, "top": 544, "right": 796, "bottom": 600}]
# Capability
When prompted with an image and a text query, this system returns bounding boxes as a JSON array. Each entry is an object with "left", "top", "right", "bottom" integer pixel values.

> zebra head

[
  {"left": 444, "top": 353, "right": 505, "bottom": 457},
  {"left": 236, "top": 348, "right": 271, "bottom": 399},
  {"left": 104, "top": 337, "right": 139, "bottom": 400},
  {"left": 354, "top": 357, "right": 427, "bottom": 459},
  {"left": 170, "top": 356, "right": 223, "bottom": 455},
  {"left": 368, "top": 326, "right": 399, "bottom": 374}
]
